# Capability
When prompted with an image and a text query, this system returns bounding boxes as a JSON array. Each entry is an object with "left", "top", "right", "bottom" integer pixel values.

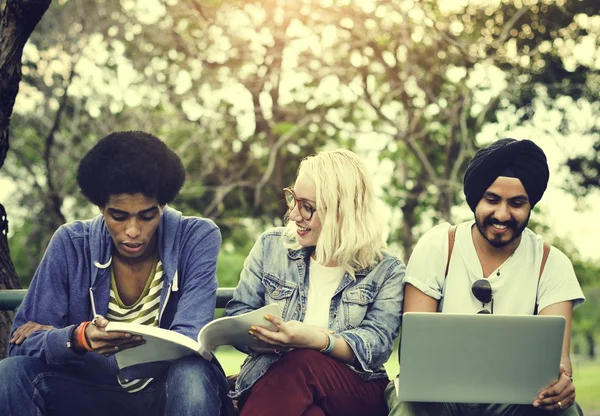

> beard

[{"left": 475, "top": 212, "right": 530, "bottom": 248}]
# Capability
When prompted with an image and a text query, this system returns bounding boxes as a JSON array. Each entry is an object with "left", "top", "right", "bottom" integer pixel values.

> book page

[
  {"left": 199, "top": 303, "right": 282, "bottom": 352},
  {"left": 105, "top": 322, "right": 212, "bottom": 369}
]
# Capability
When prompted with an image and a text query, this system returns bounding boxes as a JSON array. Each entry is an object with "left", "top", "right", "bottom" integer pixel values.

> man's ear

[{"left": 98, "top": 205, "right": 105, "bottom": 214}]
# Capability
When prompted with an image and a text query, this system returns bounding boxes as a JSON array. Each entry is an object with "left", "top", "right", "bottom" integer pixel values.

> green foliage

[
  {"left": 215, "top": 221, "right": 258, "bottom": 288},
  {"left": 7, "top": 219, "right": 40, "bottom": 287},
  {"left": 3, "top": 0, "right": 600, "bottom": 285},
  {"left": 572, "top": 290, "right": 600, "bottom": 354},
  {"left": 573, "top": 259, "right": 600, "bottom": 290},
  {"left": 216, "top": 250, "right": 247, "bottom": 288},
  {"left": 572, "top": 358, "right": 600, "bottom": 411},
  {"left": 566, "top": 141, "right": 600, "bottom": 198},
  {"left": 568, "top": 256, "right": 600, "bottom": 361}
]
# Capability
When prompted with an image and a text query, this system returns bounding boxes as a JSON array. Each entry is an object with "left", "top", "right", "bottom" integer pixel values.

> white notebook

[{"left": 105, "top": 303, "right": 281, "bottom": 369}]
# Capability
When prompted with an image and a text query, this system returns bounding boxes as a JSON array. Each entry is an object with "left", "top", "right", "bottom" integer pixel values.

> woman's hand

[
  {"left": 10, "top": 321, "right": 55, "bottom": 344},
  {"left": 533, "top": 364, "right": 576, "bottom": 412},
  {"left": 77, "top": 316, "right": 145, "bottom": 356},
  {"left": 248, "top": 314, "right": 328, "bottom": 351}
]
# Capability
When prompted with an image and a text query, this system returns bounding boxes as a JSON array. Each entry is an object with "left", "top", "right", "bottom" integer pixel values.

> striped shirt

[{"left": 107, "top": 257, "right": 164, "bottom": 393}]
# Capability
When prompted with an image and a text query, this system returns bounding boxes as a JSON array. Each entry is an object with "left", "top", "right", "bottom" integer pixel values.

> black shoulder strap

[
  {"left": 534, "top": 242, "right": 552, "bottom": 315},
  {"left": 539, "top": 243, "right": 551, "bottom": 280},
  {"left": 445, "top": 225, "right": 457, "bottom": 278}
]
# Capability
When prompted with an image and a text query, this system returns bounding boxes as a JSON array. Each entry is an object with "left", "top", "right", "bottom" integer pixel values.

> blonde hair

[{"left": 283, "top": 148, "right": 386, "bottom": 274}]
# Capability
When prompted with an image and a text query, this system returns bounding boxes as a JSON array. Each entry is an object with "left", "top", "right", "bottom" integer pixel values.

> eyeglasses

[
  {"left": 471, "top": 279, "right": 493, "bottom": 314},
  {"left": 283, "top": 187, "right": 317, "bottom": 221}
]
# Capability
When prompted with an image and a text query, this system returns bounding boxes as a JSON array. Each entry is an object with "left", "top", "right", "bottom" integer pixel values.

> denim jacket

[{"left": 226, "top": 227, "right": 405, "bottom": 397}]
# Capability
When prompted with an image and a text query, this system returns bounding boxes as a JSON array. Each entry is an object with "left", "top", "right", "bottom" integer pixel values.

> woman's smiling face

[{"left": 288, "top": 172, "right": 322, "bottom": 247}]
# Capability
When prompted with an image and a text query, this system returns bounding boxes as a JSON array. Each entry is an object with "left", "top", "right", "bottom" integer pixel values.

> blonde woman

[{"left": 226, "top": 149, "right": 405, "bottom": 416}]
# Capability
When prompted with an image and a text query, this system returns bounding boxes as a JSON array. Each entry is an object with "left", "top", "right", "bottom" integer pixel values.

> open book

[{"left": 105, "top": 303, "right": 281, "bottom": 369}]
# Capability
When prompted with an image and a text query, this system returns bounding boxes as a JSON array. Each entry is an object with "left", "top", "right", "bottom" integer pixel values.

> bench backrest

[{"left": 0, "top": 287, "right": 236, "bottom": 312}]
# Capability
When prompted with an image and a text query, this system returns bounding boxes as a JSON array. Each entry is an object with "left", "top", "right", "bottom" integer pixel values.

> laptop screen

[{"left": 397, "top": 313, "right": 565, "bottom": 404}]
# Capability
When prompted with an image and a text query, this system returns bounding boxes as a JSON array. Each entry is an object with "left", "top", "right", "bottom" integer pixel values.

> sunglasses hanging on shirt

[{"left": 471, "top": 279, "right": 493, "bottom": 314}]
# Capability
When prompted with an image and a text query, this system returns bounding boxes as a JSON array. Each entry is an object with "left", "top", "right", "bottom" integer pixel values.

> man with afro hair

[{"left": 0, "top": 131, "right": 233, "bottom": 416}]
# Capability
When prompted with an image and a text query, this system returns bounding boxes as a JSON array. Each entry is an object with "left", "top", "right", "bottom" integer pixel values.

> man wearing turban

[{"left": 386, "top": 138, "right": 585, "bottom": 415}]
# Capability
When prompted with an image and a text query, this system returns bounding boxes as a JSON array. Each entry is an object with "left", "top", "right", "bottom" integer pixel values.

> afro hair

[{"left": 77, "top": 131, "right": 185, "bottom": 206}]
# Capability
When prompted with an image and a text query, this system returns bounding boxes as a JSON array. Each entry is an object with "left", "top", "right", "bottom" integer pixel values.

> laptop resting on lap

[{"left": 396, "top": 312, "right": 565, "bottom": 404}]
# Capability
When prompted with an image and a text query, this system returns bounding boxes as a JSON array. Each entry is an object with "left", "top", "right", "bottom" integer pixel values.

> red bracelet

[
  {"left": 76, "top": 321, "right": 93, "bottom": 352},
  {"left": 562, "top": 370, "right": 573, "bottom": 382}
]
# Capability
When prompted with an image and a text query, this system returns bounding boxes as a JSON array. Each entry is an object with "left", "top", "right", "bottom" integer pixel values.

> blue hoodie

[{"left": 9, "top": 206, "right": 221, "bottom": 379}]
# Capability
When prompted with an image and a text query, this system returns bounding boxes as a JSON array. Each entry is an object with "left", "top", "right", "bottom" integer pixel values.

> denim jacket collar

[
  {"left": 287, "top": 246, "right": 374, "bottom": 278},
  {"left": 287, "top": 246, "right": 313, "bottom": 261}
]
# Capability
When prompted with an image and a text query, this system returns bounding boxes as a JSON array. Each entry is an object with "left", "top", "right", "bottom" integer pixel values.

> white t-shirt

[
  {"left": 404, "top": 221, "right": 585, "bottom": 314},
  {"left": 303, "top": 257, "right": 345, "bottom": 329}
]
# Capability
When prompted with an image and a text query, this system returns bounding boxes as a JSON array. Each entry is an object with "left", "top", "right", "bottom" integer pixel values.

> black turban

[{"left": 463, "top": 138, "right": 549, "bottom": 212}]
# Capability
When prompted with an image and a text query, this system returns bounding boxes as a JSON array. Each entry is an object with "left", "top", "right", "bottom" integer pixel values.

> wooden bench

[{"left": 0, "top": 287, "right": 236, "bottom": 311}]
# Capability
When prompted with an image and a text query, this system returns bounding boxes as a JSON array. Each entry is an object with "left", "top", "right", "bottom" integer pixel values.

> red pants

[{"left": 239, "top": 349, "right": 389, "bottom": 416}]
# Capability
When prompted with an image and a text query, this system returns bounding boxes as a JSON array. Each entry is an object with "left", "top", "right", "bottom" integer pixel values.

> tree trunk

[
  {"left": 398, "top": 167, "right": 427, "bottom": 260},
  {"left": 437, "top": 187, "right": 454, "bottom": 223},
  {"left": 585, "top": 331, "right": 596, "bottom": 360},
  {"left": 0, "top": 0, "right": 52, "bottom": 358},
  {"left": 0, "top": 204, "right": 18, "bottom": 357},
  {"left": 400, "top": 205, "right": 417, "bottom": 261}
]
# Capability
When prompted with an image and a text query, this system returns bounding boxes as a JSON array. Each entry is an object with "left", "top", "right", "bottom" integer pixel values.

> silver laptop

[{"left": 397, "top": 312, "right": 565, "bottom": 404}]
